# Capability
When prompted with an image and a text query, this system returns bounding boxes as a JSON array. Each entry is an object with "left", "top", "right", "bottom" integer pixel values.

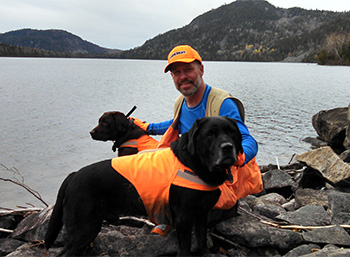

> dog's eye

[{"left": 206, "top": 130, "right": 215, "bottom": 137}]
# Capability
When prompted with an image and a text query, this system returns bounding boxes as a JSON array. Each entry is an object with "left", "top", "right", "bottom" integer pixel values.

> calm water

[{"left": 1, "top": 58, "right": 349, "bottom": 208}]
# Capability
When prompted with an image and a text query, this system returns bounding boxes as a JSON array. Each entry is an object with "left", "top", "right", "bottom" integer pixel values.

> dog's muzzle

[{"left": 214, "top": 142, "right": 237, "bottom": 167}]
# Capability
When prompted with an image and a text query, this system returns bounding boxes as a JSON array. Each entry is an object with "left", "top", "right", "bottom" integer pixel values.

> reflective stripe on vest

[
  {"left": 176, "top": 169, "right": 214, "bottom": 187},
  {"left": 120, "top": 139, "right": 138, "bottom": 148}
]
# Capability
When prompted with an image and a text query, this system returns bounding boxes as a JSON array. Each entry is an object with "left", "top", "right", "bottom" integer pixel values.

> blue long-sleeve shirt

[{"left": 148, "top": 85, "right": 258, "bottom": 164}]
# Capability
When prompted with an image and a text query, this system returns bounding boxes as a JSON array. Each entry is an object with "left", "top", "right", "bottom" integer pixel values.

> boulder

[
  {"left": 296, "top": 146, "right": 350, "bottom": 187},
  {"left": 295, "top": 167, "right": 326, "bottom": 189},
  {"left": 252, "top": 193, "right": 288, "bottom": 219},
  {"left": 340, "top": 149, "right": 350, "bottom": 163},
  {"left": 302, "top": 225, "right": 350, "bottom": 246},
  {"left": 284, "top": 244, "right": 321, "bottom": 257},
  {"left": 0, "top": 238, "right": 25, "bottom": 256},
  {"left": 302, "top": 137, "right": 328, "bottom": 148},
  {"left": 276, "top": 205, "right": 331, "bottom": 226},
  {"left": 10, "top": 206, "right": 55, "bottom": 243},
  {"left": 344, "top": 104, "right": 350, "bottom": 149},
  {"left": 312, "top": 107, "right": 348, "bottom": 146},
  {"left": 294, "top": 188, "right": 330, "bottom": 209},
  {"left": 214, "top": 214, "right": 304, "bottom": 251},
  {"left": 301, "top": 244, "right": 350, "bottom": 256},
  {"left": 328, "top": 191, "right": 350, "bottom": 224},
  {"left": 262, "top": 169, "right": 296, "bottom": 197},
  {"left": 5, "top": 242, "right": 61, "bottom": 257},
  {"left": 92, "top": 225, "right": 179, "bottom": 256}
]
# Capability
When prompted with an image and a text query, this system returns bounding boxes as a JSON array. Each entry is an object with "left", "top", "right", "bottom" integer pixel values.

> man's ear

[{"left": 186, "top": 118, "right": 203, "bottom": 155}]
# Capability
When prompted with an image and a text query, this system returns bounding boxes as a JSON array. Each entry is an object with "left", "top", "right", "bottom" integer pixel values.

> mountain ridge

[{"left": 0, "top": 0, "right": 349, "bottom": 62}]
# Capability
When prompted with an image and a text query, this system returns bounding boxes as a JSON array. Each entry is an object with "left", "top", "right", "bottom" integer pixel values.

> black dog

[
  {"left": 90, "top": 111, "right": 158, "bottom": 156},
  {"left": 45, "top": 116, "right": 243, "bottom": 256}
]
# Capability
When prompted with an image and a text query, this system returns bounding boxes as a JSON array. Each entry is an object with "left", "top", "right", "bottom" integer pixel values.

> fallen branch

[
  {"left": 0, "top": 207, "right": 43, "bottom": 217},
  {"left": 119, "top": 216, "right": 155, "bottom": 227},
  {"left": 239, "top": 206, "right": 350, "bottom": 231},
  {"left": 259, "top": 219, "right": 350, "bottom": 231},
  {"left": 0, "top": 164, "right": 48, "bottom": 207},
  {"left": 0, "top": 228, "right": 13, "bottom": 234},
  {"left": 209, "top": 231, "right": 245, "bottom": 251}
]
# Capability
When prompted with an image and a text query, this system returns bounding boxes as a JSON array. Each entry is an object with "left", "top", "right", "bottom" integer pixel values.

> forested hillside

[{"left": 1, "top": 0, "right": 349, "bottom": 63}]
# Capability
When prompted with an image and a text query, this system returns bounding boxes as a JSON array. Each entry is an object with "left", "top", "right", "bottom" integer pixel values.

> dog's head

[
  {"left": 90, "top": 111, "right": 131, "bottom": 142},
  {"left": 172, "top": 116, "right": 243, "bottom": 186}
]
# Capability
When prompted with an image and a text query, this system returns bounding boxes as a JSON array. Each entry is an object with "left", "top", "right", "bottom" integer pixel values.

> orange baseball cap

[{"left": 164, "top": 45, "right": 202, "bottom": 73}]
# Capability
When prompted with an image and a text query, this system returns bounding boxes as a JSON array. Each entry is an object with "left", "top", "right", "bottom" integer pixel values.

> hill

[
  {"left": 0, "top": 29, "right": 120, "bottom": 56},
  {"left": 1, "top": 0, "right": 349, "bottom": 62},
  {"left": 120, "top": 0, "right": 350, "bottom": 62}
]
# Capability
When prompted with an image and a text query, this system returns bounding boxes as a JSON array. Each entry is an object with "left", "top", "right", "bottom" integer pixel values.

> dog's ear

[
  {"left": 113, "top": 112, "right": 130, "bottom": 132},
  {"left": 186, "top": 118, "right": 204, "bottom": 155},
  {"left": 226, "top": 117, "right": 244, "bottom": 154}
]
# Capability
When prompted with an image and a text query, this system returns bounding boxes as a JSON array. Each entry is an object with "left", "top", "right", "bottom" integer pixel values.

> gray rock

[
  {"left": 276, "top": 205, "right": 331, "bottom": 226},
  {"left": 294, "top": 188, "right": 330, "bottom": 209},
  {"left": 215, "top": 214, "right": 304, "bottom": 251},
  {"left": 10, "top": 206, "right": 52, "bottom": 242},
  {"left": 93, "top": 225, "right": 178, "bottom": 256},
  {"left": 254, "top": 202, "right": 287, "bottom": 219},
  {"left": 9, "top": 206, "right": 65, "bottom": 246},
  {"left": 283, "top": 244, "right": 321, "bottom": 257},
  {"left": 5, "top": 242, "right": 61, "bottom": 257},
  {"left": 344, "top": 104, "right": 350, "bottom": 149},
  {"left": 340, "top": 149, "right": 350, "bottom": 163},
  {"left": 302, "top": 137, "right": 328, "bottom": 148},
  {"left": 296, "top": 146, "right": 350, "bottom": 186},
  {"left": 0, "top": 238, "right": 26, "bottom": 256},
  {"left": 258, "top": 192, "right": 288, "bottom": 205},
  {"left": 312, "top": 107, "right": 348, "bottom": 146},
  {"left": 301, "top": 245, "right": 350, "bottom": 257},
  {"left": 328, "top": 191, "right": 350, "bottom": 224},
  {"left": 262, "top": 169, "right": 296, "bottom": 197},
  {"left": 10, "top": 206, "right": 63, "bottom": 244},
  {"left": 282, "top": 199, "right": 296, "bottom": 211},
  {"left": 302, "top": 225, "right": 350, "bottom": 246},
  {"left": 252, "top": 193, "right": 288, "bottom": 219}
]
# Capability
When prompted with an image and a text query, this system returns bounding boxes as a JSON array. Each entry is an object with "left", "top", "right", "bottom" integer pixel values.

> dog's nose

[{"left": 221, "top": 142, "right": 233, "bottom": 152}]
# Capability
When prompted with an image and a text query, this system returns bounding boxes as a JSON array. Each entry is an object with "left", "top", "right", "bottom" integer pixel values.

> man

[
  {"left": 148, "top": 44, "right": 257, "bottom": 166},
  {"left": 135, "top": 45, "right": 262, "bottom": 230}
]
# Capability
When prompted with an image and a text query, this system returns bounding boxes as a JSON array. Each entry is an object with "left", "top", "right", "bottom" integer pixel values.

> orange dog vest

[
  {"left": 111, "top": 148, "right": 218, "bottom": 225},
  {"left": 157, "top": 87, "right": 263, "bottom": 209},
  {"left": 119, "top": 134, "right": 159, "bottom": 152}
]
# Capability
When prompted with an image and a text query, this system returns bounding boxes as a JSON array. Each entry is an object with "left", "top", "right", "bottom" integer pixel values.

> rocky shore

[{"left": 1, "top": 106, "right": 350, "bottom": 256}]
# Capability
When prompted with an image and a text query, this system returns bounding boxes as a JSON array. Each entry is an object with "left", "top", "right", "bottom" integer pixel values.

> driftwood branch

[
  {"left": 119, "top": 216, "right": 155, "bottom": 227},
  {"left": 239, "top": 206, "right": 350, "bottom": 231},
  {"left": 0, "top": 207, "right": 43, "bottom": 217},
  {"left": 0, "top": 164, "right": 48, "bottom": 207},
  {"left": 259, "top": 219, "right": 350, "bottom": 230},
  {"left": 0, "top": 228, "right": 13, "bottom": 234}
]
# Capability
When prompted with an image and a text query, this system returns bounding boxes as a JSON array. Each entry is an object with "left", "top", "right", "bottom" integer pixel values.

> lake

[{"left": 1, "top": 58, "right": 349, "bottom": 208}]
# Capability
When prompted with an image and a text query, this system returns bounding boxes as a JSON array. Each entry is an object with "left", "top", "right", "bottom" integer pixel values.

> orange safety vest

[
  {"left": 111, "top": 148, "right": 219, "bottom": 225},
  {"left": 158, "top": 87, "right": 263, "bottom": 209},
  {"left": 119, "top": 134, "right": 159, "bottom": 152}
]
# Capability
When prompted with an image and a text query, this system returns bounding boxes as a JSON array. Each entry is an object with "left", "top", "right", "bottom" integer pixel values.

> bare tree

[
  {"left": 324, "top": 33, "right": 350, "bottom": 60},
  {"left": 0, "top": 164, "right": 48, "bottom": 207}
]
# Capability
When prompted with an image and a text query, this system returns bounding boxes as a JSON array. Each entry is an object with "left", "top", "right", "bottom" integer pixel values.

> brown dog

[{"left": 90, "top": 111, "right": 159, "bottom": 156}]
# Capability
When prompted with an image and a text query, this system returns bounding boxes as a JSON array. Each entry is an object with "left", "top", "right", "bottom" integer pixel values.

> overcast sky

[{"left": 1, "top": 0, "right": 349, "bottom": 50}]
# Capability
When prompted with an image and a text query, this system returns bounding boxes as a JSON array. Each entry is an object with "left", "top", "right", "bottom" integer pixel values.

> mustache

[{"left": 178, "top": 79, "right": 194, "bottom": 86}]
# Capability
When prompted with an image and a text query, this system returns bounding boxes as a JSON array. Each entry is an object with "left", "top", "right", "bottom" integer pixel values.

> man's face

[{"left": 170, "top": 61, "right": 204, "bottom": 97}]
